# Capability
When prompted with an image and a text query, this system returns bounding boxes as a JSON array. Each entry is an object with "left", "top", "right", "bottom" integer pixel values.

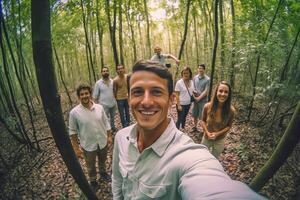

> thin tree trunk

[
  {"left": 53, "top": 45, "right": 73, "bottom": 108},
  {"left": 80, "top": 0, "right": 96, "bottom": 83},
  {"left": 0, "top": 10, "right": 33, "bottom": 148},
  {"left": 105, "top": 0, "right": 119, "bottom": 66},
  {"left": 247, "top": 0, "right": 284, "bottom": 121},
  {"left": 96, "top": 0, "right": 104, "bottom": 68},
  {"left": 229, "top": 0, "right": 236, "bottom": 89},
  {"left": 125, "top": 0, "right": 137, "bottom": 63},
  {"left": 143, "top": 0, "right": 151, "bottom": 58},
  {"left": 31, "top": 1, "right": 98, "bottom": 199},
  {"left": 193, "top": 11, "right": 200, "bottom": 64},
  {"left": 1, "top": 8, "right": 40, "bottom": 150},
  {"left": 118, "top": 0, "right": 124, "bottom": 65},
  {"left": 178, "top": 0, "right": 192, "bottom": 60},
  {"left": 218, "top": 0, "right": 225, "bottom": 80},
  {"left": 209, "top": 0, "right": 219, "bottom": 100},
  {"left": 250, "top": 101, "right": 300, "bottom": 191}
]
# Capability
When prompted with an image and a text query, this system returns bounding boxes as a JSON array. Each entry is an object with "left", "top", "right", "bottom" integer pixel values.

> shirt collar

[
  {"left": 198, "top": 74, "right": 205, "bottom": 79},
  {"left": 79, "top": 101, "right": 96, "bottom": 111},
  {"left": 128, "top": 118, "right": 177, "bottom": 157}
]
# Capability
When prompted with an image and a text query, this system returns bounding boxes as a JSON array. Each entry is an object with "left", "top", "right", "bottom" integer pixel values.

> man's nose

[{"left": 141, "top": 91, "right": 153, "bottom": 106}]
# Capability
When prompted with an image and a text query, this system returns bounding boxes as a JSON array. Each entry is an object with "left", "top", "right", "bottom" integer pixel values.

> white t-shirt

[{"left": 175, "top": 78, "right": 194, "bottom": 105}]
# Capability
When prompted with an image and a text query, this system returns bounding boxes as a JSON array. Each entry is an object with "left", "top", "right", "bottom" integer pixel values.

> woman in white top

[{"left": 175, "top": 66, "right": 194, "bottom": 129}]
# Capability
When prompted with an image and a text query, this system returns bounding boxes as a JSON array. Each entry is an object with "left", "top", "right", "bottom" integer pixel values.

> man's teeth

[{"left": 141, "top": 111, "right": 155, "bottom": 115}]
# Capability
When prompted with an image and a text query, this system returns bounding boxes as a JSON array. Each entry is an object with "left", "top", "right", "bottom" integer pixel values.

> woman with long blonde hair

[{"left": 200, "top": 81, "right": 236, "bottom": 158}]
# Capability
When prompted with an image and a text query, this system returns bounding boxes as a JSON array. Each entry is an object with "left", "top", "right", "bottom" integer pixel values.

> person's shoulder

[
  {"left": 176, "top": 78, "right": 183, "bottom": 84},
  {"left": 69, "top": 104, "right": 81, "bottom": 115},
  {"left": 205, "top": 75, "right": 210, "bottom": 80},
  {"left": 204, "top": 102, "right": 211, "bottom": 109},
  {"left": 113, "top": 76, "right": 119, "bottom": 82}
]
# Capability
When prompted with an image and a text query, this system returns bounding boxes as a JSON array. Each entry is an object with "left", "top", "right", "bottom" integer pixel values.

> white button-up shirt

[
  {"left": 112, "top": 119, "right": 265, "bottom": 200},
  {"left": 69, "top": 103, "right": 111, "bottom": 151}
]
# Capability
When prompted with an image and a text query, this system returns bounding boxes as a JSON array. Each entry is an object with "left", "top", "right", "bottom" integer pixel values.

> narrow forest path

[{"left": 0, "top": 94, "right": 298, "bottom": 199}]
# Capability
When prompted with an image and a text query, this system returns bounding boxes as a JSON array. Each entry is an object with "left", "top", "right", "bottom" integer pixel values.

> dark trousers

[
  {"left": 117, "top": 99, "right": 130, "bottom": 127},
  {"left": 83, "top": 146, "right": 107, "bottom": 182},
  {"left": 176, "top": 104, "right": 191, "bottom": 129}
]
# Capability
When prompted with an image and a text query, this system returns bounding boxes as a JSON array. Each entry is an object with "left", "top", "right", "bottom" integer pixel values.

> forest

[{"left": 0, "top": 0, "right": 299, "bottom": 199}]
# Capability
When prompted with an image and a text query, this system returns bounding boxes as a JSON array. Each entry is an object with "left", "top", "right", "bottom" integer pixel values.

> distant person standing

[
  {"left": 69, "top": 84, "right": 112, "bottom": 191},
  {"left": 200, "top": 81, "right": 236, "bottom": 158},
  {"left": 93, "top": 67, "right": 117, "bottom": 132},
  {"left": 174, "top": 66, "right": 194, "bottom": 129},
  {"left": 192, "top": 64, "right": 210, "bottom": 134},
  {"left": 150, "top": 46, "right": 180, "bottom": 67},
  {"left": 113, "top": 65, "right": 130, "bottom": 128}
]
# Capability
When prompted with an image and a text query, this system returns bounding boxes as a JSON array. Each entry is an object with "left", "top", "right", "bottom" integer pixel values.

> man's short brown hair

[{"left": 76, "top": 84, "right": 92, "bottom": 97}]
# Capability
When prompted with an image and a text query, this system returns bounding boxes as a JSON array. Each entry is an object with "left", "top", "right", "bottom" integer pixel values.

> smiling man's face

[{"left": 129, "top": 71, "right": 172, "bottom": 132}]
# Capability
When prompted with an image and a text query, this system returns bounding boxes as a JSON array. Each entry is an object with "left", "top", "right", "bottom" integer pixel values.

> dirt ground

[{"left": 0, "top": 96, "right": 299, "bottom": 200}]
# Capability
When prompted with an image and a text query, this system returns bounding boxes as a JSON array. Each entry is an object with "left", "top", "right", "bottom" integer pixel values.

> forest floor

[{"left": 0, "top": 93, "right": 299, "bottom": 200}]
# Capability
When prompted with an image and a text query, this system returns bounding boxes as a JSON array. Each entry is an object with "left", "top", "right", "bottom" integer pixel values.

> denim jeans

[
  {"left": 117, "top": 99, "right": 130, "bottom": 127},
  {"left": 176, "top": 104, "right": 191, "bottom": 129},
  {"left": 102, "top": 105, "right": 116, "bottom": 130}
]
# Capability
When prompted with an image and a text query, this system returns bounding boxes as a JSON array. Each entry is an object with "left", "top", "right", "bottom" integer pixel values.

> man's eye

[
  {"left": 131, "top": 90, "right": 143, "bottom": 96},
  {"left": 152, "top": 89, "right": 163, "bottom": 96}
]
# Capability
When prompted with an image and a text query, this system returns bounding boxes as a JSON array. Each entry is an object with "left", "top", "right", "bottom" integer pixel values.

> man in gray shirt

[
  {"left": 112, "top": 60, "right": 265, "bottom": 200},
  {"left": 93, "top": 67, "right": 117, "bottom": 132},
  {"left": 192, "top": 64, "right": 210, "bottom": 134}
]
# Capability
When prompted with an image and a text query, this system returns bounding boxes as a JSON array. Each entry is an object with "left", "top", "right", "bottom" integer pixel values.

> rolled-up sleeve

[{"left": 112, "top": 134, "right": 123, "bottom": 199}]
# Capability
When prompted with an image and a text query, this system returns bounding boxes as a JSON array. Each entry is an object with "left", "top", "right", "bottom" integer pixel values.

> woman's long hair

[{"left": 208, "top": 81, "right": 233, "bottom": 123}]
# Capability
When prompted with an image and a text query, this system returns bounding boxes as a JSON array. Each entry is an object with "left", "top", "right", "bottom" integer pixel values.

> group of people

[{"left": 68, "top": 47, "right": 265, "bottom": 199}]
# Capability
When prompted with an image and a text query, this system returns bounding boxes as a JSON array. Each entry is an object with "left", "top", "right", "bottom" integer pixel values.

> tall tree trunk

[
  {"left": 0, "top": 9, "right": 32, "bottom": 147},
  {"left": 96, "top": 0, "right": 104, "bottom": 68},
  {"left": 31, "top": 1, "right": 98, "bottom": 199},
  {"left": 125, "top": 0, "right": 137, "bottom": 63},
  {"left": 178, "top": 0, "right": 192, "bottom": 60},
  {"left": 118, "top": 0, "right": 124, "bottom": 65},
  {"left": 247, "top": 0, "right": 284, "bottom": 121},
  {"left": 1, "top": 7, "right": 40, "bottom": 150},
  {"left": 53, "top": 45, "right": 73, "bottom": 108},
  {"left": 250, "top": 101, "right": 300, "bottom": 191},
  {"left": 80, "top": 0, "right": 96, "bottom": 83},
  {"left": 229, "top": 0, "right": 236, "bottom": 89},
  {"left": 218, "top": 0, "right": 225, "bottom": 80},
  {"left": 143, "top": 0, "right": 151, "bottom": 58},
  {"left": 192, "top": 10, "right": 200, "bottom": 64},
  {"left": 105, "top": 0, "right": 119, "bottom": 66},
  {"left": 209, "top": 0, "right": 219, "bottom": 99}
]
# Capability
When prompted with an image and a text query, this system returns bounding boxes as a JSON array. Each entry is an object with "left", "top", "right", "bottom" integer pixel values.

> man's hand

[
  {"left": 207, "top": 132, "right": 216, "bottom": 140},
  {"left": 74, "top": 146, "right": 83, "bottom": 158},
  {"left": 177, "top": 104, "right": 182, "bottom": 111},
  {"left": 176, "top": 59, "right": 180, "bottom": 65},
  {"left": 107, "top": 131, "right": 113, "bottom": 150},
  {"left": 70, "top": 135, "right": 83, "bottom": 158}
]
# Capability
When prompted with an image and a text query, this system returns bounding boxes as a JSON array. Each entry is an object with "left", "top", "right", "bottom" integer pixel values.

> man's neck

[
  {"left": 82, "top": 101, "right": 93, "bottom": 109},
  {"left": 119, "top": 74, "right": 125, "bottom": 79},
  {"left": 136, "top": 118, "right": 170, "bottom": 153}
]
